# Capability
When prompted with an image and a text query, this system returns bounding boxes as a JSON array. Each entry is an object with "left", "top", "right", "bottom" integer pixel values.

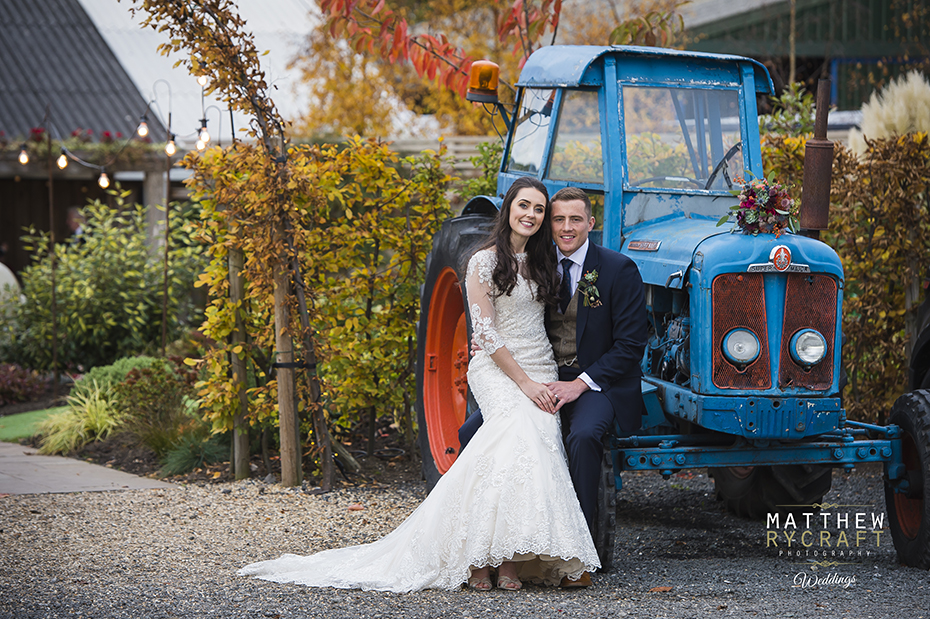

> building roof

[
  {"left": 679, "top": 0, "right": 783, "bottom": 29},
  {"left": 0, "top": 0, "right": 166, "bottom": 143}
]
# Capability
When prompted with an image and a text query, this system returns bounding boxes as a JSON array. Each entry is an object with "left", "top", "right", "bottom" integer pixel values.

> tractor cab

[{"left": 470, "top": 46, "right": 773, "bottom": 247}]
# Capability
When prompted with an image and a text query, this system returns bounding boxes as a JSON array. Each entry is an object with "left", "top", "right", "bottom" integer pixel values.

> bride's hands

[{"left": 520, "top": 380, "right": 558, "bottom": 414}]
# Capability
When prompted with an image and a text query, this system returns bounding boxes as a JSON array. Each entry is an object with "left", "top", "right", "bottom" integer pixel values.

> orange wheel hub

[{"left": 423, "top": 267, "right": 469, "bottom": 473}]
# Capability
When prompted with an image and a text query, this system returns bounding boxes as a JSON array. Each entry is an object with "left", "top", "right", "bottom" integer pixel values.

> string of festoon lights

[
  {"left": 17, "top": 72, "right": 220, "bottom": 188},
  {"left": 14, "top": 72, "right": 221, "bottom": 365}
]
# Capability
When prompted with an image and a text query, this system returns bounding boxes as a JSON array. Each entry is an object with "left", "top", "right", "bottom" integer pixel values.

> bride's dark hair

[{"left": 481, "top": 177, "right": 559, "bottom": 306}]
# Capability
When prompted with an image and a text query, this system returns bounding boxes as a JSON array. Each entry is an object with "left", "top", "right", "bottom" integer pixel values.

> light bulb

[
  {"left": 196, "top": 138, "right": 206, "bottom": 151},
  {"left": 137, "top": 121, "right": 149, "bottom": 138},
  {"left": 199, "top": 127, "right": 210, "bottom": 144},
  {"left": 197, "top": 74, "right": 208, "bottom": 87},
  {"left": 57, "top": 152, "right": 68, "bottom": 169},
  {"left": 18, "top": 146, "right": 29, "bottom": 165},
  {"left": 165, "top": 139, "right": 177, "bottom": 157},
  {"left": 98, "top": 171, "right": 110, "bottom": 189}
]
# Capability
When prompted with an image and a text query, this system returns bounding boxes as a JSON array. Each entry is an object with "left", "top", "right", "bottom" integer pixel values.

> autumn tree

[
  {"left": 295, "top": 0, "right": 520, "bottom": 138},
  {"left": 292, "top": 33, "right": 399, "bottom": 138},
  {"left": 298, "top": 0, "right": 687, "bottom": 139},
  {"left": 295, "top": 0, "right": 563, "bottom": 138},
  {"left": 127, "top": 0, "right": 332, "bottom": 488},
  {"left": 125, "top": 1, "right": 454, "bottom": 492}
]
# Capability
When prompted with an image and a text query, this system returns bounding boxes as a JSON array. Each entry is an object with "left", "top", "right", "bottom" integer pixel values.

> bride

[{"left": 239, "top": 176, "right": 600, "bottom": 592}]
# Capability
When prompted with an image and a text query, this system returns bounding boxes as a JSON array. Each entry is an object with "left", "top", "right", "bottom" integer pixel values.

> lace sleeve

[{"left": 466, "top": 250, "right": 506, "bottom": 354}]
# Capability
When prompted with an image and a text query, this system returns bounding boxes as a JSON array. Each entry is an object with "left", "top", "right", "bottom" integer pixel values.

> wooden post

[
  {"left": 789, "top": 0, "right": 797, "bottom": 84},
  {"left": 273, "top": 221, "right": 302, "bottom": 487},
  {"left": 229, "top": 247, "right": 251, "bottom": 480},
  {"left": 46, "top": 126, "right": 59, "bottom": 397},
  {"left": 283, "top": 222, "right": 334, "bottom": 491},
  {"left": 161, "top": 112, "right": 172, "bottom": 355}
]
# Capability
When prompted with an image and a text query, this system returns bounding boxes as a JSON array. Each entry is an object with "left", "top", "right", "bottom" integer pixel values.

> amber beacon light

[{"left": 466, "top": 60, "right": 500, "bottom": 103}]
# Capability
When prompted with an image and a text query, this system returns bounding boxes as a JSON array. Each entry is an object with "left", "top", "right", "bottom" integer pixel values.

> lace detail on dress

[
  {"left": 466, "top": 248, "right": 496, "bottom": 285},
  {"left": 470, "top": 302, "right": 505, "bottom": 354}
]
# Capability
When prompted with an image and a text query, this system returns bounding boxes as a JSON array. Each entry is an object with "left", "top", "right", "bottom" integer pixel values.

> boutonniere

[{"left": 578, "top": 270, "right": 602, "bottom": 308}]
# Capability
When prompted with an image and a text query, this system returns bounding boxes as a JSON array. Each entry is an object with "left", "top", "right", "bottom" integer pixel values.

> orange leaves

[
  {"left": 319, "top": 1, "right": 559, "bottom": 96},
  {"left": 390, "top": 20, "right": 407, "bottom": 63}
]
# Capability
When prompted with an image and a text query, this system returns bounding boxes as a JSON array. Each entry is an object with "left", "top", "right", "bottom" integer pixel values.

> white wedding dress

[{"left": 239, "top": 249, "right": 599, "bottom": 591}]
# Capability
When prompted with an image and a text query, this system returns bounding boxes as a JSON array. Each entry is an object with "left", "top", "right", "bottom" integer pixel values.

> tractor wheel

[
  {"left": 593, "top": 449, "right": 617, "bottom": 571},
  {"left": 710, "top": 464, "right": 832, "bottom": 520},
  {"left": 416, "top": 215, "right": 495, "bottom": 491},
  {"left": 884, "top": 390, "right": 930, "bottom": 568}
]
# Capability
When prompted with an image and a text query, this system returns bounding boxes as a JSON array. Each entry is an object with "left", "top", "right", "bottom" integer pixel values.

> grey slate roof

[{"left": 0, "top": 0, "right": 166, "bottom": 144}]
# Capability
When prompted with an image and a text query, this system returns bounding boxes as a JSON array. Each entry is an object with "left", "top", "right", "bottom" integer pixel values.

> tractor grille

[
  {"left": 779, "top": 274, "right": 837, "bottom": 390},
  {"left": 712, "top": 273, "right": 771, "bottom": 389}
]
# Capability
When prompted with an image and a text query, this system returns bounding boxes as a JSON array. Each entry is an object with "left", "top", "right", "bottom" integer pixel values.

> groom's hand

[{"left": 544, "top": 378, "right": 590, "bottom": 411}]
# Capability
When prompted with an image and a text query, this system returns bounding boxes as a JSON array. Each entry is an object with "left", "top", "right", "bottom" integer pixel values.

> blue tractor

[{"left": 415, "top": 45, "right": 929, "bottom": 570}]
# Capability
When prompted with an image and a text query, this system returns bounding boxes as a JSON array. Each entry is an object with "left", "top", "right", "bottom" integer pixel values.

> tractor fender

[{"left": 461, "top": 195, "right": 501, "bottom": 217}]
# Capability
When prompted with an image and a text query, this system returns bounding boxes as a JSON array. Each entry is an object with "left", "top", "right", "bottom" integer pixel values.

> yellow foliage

[{"left": 184, "top": 137, "right": 452, "bottom": 437}]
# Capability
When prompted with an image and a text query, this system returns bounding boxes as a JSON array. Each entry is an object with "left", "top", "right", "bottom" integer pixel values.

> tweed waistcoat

[{"left": 548, "top": 290, "right": 580, "bottom": 368}]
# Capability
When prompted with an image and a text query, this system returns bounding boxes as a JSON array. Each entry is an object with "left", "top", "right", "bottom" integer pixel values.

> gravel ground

[{"left": 2, "top": 461, "right": 928, "bottom": 619}]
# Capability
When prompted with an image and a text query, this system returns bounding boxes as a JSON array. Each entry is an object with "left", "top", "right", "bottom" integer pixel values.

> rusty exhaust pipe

[{"left": 799, "top": 78, "right": 835, "bottom": 239}]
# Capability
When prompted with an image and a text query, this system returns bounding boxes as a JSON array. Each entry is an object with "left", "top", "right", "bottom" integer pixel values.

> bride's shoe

[
  {"left": 496, "top": 562, "right": 522, "bottom": 591},
  {"left": 496, "top": 575, "right": 522, "bottom": 591},
  {"left": 468, "top": 567, "right": 492, "bottom": 591}
]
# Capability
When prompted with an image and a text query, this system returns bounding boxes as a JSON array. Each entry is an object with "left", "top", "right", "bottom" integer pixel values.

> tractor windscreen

[
  {"left": 506, "top": 88, "right": 554, "bottom": 175},
  {"left": 622, "top": 86, "right": 743, "bottom": 192}
]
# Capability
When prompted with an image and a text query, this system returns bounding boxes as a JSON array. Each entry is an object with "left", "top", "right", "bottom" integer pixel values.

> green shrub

[
  {"left": 456, "top": 140, "right": 503, "bottom": 201},
  {"left": 0, "top": 191, "right": 205, "bottom": 371},
  {"left": 0, "top": 363, "right": 47, "bottom": 406},
  {"left": 38, "top": 381, "right": 122, "bottom": 454},
  {"left": 114, "top": 362, "right": 196, "bottom": 457},
  {"left": 71, "top": 356, "right": 163, "bottom": 399},
  {"left": 159, "top": 425, "right": 229, "bottom": 477},
  {"left": 760, "top": 82, "right": 816, "bottom": 137}
]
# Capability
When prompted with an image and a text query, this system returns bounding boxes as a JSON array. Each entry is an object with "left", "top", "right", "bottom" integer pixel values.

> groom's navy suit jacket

[{"left": 561, "top": 242, "right": 648, "bottom": 432}]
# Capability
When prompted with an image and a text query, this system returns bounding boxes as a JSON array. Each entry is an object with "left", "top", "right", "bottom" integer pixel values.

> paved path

[{"left": 0, "top": 441, "right": 173, "bottom": 495}]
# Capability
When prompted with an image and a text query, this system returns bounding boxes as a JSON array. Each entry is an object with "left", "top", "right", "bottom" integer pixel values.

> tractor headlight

[
  {"left": 790, "top": 329, "right": 827, "bottom": 366},
  {"left": 722, "top": 328, "right": 760, "bottom": 367}
]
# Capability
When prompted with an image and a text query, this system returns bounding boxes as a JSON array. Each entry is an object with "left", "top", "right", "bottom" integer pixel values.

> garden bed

[{"left": 5, "top": 399, "right": 422, "bottom": 489}]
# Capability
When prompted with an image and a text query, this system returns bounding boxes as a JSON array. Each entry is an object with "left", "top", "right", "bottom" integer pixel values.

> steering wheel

[
  {"left": 704, "top": 142, "right": 743, "bottom": 190},
  {"left": 631, "top": 176, "right": 703, "bottom": 188}
]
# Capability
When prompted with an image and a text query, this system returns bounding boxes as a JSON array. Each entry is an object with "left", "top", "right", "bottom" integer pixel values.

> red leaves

[
  {"left": 321, "top": 0, "right": 557, "bottom": 94},
  {"left": 390, "top": 20, "right": 407, "bottom": 63}
]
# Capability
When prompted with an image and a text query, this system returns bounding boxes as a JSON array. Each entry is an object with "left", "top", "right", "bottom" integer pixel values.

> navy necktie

[{"left": 559, "top": 258, "right": 573, "bottom": 314}]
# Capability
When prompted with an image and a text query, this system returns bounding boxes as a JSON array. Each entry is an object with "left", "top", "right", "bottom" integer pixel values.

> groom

[{"left": 458, "top": 186, "right": 648, "bottom": 585}]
